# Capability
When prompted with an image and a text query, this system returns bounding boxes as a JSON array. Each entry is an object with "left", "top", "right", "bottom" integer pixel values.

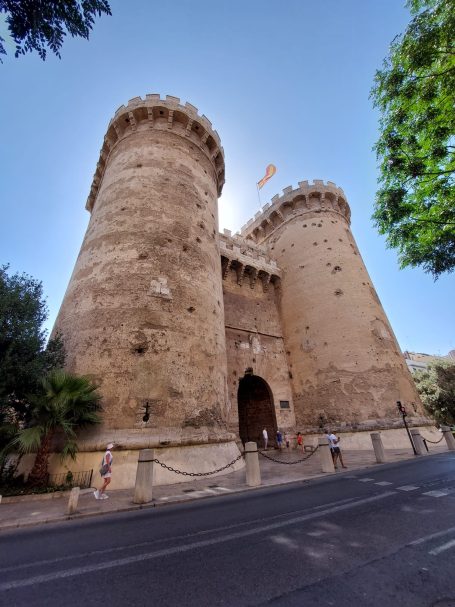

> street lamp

[
  {"left": 397, "top": 400, "right": 417, "bottom": 455},
  {"left": 143, "top": 401, "right": 150, "bottom": 423}
]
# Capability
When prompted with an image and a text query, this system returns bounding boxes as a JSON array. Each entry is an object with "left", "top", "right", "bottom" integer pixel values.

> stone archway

[{"left": 237, "top": 374, "right": 277, "bottom": 446}]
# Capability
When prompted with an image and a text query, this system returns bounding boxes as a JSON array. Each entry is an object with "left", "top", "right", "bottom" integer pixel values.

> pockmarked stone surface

[{"left": 49, "top": 93, "right": 429, "bottom": 487}]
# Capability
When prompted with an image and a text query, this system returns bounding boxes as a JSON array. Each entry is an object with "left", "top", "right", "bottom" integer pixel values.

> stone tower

[
  {"left": 45, "top": 95, "right": 433, "bottom": 488},
  {"left": 53, "top": 95, "right": 241, "bottom": 484},
  {"left": 241, "top": 181, "right": 427, "bottom": 432}
]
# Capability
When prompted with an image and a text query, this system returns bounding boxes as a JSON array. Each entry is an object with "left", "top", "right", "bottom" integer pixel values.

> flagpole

[{"left": 256, "top": 183, "right": 261, "bottom": 208}]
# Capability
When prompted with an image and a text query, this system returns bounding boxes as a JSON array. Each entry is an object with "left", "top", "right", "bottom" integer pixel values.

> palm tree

[{"left": 11, "top": 370, "right": 102, "bottom": 486}]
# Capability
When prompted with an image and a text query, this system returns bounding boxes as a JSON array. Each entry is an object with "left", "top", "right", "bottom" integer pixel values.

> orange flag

[{"left": 257, "top": 164, "right": 277, "bottom": 189}]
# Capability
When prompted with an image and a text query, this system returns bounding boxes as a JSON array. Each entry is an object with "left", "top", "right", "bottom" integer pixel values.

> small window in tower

[{"left": 280, "top": 400, "right": 290, "bottom": 409}]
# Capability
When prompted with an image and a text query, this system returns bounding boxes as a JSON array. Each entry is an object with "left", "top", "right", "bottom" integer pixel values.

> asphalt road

[{"left": 1, "top": 453, "right": 455, "bottom": 607}]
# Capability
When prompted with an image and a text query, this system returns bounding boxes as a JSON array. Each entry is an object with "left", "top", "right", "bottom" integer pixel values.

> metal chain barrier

[
  {"left": 151, "top": 453, "right": 243, "bottom": 477},
  {"left": 421, "top": 434, "right": 444, "bottom": 444},
  {"left": 258, "top": 446, "right": 319, "bottom": 465}
]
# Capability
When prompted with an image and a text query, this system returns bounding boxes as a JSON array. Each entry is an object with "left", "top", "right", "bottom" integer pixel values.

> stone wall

[
  {"left": 222, "top": 252, "right": 295, "bottom": 438},
  {"left": 53, "top": 95, "right": 235, "bottom": 451},
  {"left": 241, "top": 181, "right": 428, "bottom": 433}
]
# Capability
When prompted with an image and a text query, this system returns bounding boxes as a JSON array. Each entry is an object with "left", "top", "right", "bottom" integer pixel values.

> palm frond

[{"left": 11, "top": 426, "right": 44, "bottom": 454}]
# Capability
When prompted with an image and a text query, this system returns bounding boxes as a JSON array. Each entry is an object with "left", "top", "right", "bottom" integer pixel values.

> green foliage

[
  {"left": 0, "top": 0, "right": 111, "bottom": 61},
  {"left": 370, "top": 0, "right": 455, "bottom": 278},
  {"left": 0, "top": 264, "right": 47, "bottom": 404},
  {"left": 0, "top": 264, "right": 66, "bottom": 413},
  {"left": 0, "top": 406, "right": 19, "bottom": 475},
  {"left": 13, "top": 370, "right": 102, "bottom": 456},
  {"left": 413, "top": 360, "right": 455, "bottom": 425},
  {"left": 11, "top": 369, "right": 102, "bottom": 485},
  {"left": 0, "top": 264, "right": 66, "bottom": 471}
]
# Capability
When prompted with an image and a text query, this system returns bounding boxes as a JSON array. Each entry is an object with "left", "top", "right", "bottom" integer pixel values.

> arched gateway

[{"left": 237, "top": 374, "right": 277, "bottom": 446}]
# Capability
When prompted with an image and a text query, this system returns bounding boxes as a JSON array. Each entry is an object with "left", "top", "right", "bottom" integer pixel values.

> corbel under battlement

[{"left": 219, "top": 229, "right": 281, "bottom": 291}]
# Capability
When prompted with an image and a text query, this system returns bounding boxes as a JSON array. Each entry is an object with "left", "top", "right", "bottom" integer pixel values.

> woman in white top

[
  {"left": 94, "top": 442, "right": 114, "bottom": 499},
  {"left": 325, "top": 430, "right": 347, "bottom": 469}
]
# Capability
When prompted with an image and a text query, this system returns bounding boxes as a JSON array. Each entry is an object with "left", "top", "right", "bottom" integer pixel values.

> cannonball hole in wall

[{"left": 132, "top": 345, "right": 147, "bottom": 356}]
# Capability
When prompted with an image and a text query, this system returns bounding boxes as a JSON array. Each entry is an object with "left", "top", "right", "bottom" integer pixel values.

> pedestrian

[
  {"left": 325, "top": 429, "right": 347, "bottom": 469},
  {"left": 276, "top": 429, "right": 283, "bottom": 450},
  {"left": 296, "top": 431, "right": 304, "bottom": 451},
  {"left": 285, "top": 432, "right": 290, "bottom": 449},
  {"left": 94, "top": 442, "right": 114, "bottom": 499},
  {"left": 262, "top": 428, "right": 268, "bottom": 450}
]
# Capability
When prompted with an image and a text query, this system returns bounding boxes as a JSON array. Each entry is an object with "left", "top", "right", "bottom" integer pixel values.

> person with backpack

[{"left": 94, "top": 442, "right": 114, "bottom": 499}]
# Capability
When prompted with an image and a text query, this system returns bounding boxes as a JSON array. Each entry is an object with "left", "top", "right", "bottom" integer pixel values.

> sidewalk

[{"left": 0, "top": 446, "right": 448, "bottom": 532}]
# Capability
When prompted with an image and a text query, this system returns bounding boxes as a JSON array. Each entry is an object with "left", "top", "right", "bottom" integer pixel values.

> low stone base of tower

[{"left": 16, "top": 441, "right": 244, "bottom": 491}]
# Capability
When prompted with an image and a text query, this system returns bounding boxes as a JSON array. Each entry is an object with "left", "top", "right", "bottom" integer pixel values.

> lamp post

[
  {"left": 142, "top": 401, "right": 150, "bottom": 423},
  {"left": 397, "top": 400, "right": 417, "bottom": 455}
]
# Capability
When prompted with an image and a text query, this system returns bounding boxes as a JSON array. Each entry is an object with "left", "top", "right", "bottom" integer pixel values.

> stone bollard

[
  {"left": 245, "top": 441, "right": 261, "bottom": 487},
  {"left": 370, "top": 432, "right": 386, "bottom": 463},
  {"left": 318, "top": 437, "right": 335, "bottom": 473},
  {"left": 67, "top": 486, "right": 80, "bottom": 515},
  {"left": 133, "top": 449, "right": 155, "bottom": 504},
  {"left": 410, "top": 429, "right": 426, "bottom": 455},
  {"left": 441, "top": 426, "right": 455, "bottom": 451}
]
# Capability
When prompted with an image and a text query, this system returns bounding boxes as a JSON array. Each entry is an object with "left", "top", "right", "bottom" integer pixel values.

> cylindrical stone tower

[
  {"left": 53, "top": 95, "right": 241, "bottom": 486},
  {"left": 241, "top": 180, "right": 428, "bottom": 433}
]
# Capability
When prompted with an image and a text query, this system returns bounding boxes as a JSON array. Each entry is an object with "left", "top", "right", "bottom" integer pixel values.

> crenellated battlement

[
  {"left": 219, "top": 229, "right": 281, "bottom": 290},
  {"left": 240, "top": 179, "right": 351, "bottom": 244},
  {"left": 86, "top": 94, "right": 225, "bottom": 212}
]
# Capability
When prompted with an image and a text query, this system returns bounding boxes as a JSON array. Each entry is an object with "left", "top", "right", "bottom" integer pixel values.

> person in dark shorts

[{"left": 325, "top": 430, "right": 347, "bottom": 469}]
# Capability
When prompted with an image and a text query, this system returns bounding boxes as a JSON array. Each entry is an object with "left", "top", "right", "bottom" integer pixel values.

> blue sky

[{"left": 0, "top": 0, "right": 453, "bottom": 356}]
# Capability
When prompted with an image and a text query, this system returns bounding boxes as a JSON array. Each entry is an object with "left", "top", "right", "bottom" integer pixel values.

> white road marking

[
  {"left": 375, "top": 481, "right": 393, "bottom": 486},
  {"left": 0, "top": 495, "right": 364, "bottom": 575},
  {"left": 422, "top": 490, "right": 449, "bottom": 498},
  {"left": 410, "top": 524, "right": 455, "bottom": 546},
  {"left": 429, "top": 538, "right": 455, "bottom": 556},
  {"left": 397, "top": 485, "right": 419, "bottom": 491},
  {"left": 358, "top": 478, "right": 375, "bottom": 482},
  {"left": 0, "top": 492, "right": 395, "bottom": 591}
]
